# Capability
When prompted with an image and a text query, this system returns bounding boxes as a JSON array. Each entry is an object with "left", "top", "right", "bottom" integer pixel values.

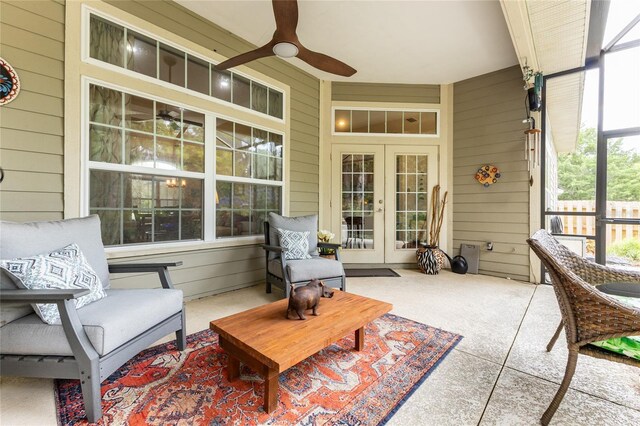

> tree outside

[{"left": 557, "top": 127, "right": 640, "bottom": 267}]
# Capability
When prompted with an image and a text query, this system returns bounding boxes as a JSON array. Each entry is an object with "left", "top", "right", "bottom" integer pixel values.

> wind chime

[
  {"left": 524, "top": 118, "right": 541, "bottom": 172},
  {"left": 522, "top": 67, "right": 543, "bottom": 177}
]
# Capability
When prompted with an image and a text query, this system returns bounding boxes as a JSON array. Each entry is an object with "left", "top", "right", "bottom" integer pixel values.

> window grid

[
  {"left": 215, "top": 182, "right": 281, "bottom": 238},
  {"left": 89, "top": 13, "right": 284, "bottom": 120},
  {"left": 334, "top": 109, "right": 438, "bottom": 135},
  {"left": 341, "top": 154, "right": 375, "bottom": 249},
  {"left": 216, "top": 119, "right": 283, "bottom": 182},
  {"left": 90, "top": 172, "right": 204, "bottom": 246},
  {"left": 395, "top": 155, "right": 429, "bottom": 249}
]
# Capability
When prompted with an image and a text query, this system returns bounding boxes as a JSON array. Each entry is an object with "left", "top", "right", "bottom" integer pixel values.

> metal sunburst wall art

[{"left": 0, "top": 57, "right": 21, "bottom": 106}]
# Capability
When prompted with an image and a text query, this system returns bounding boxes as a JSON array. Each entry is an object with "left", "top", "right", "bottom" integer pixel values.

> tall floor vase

[{"left": 417, "top": 245, "right": 442, "bottom": 274}]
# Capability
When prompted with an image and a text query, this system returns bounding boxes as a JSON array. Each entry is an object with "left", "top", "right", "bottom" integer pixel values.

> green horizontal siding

[{"left": 453, "top": 66, "right": 530, "bottom": 282}]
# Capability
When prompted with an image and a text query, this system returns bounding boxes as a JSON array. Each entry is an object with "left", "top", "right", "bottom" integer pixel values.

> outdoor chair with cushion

[
  {"left": 0, "top": 216, "right": 186, "bottom": 422},
  {"left": 528, "top": 230, "right": 640, "bottom": 425},
  {"left": 262, "top": 213, "right": 346, "bottom": 299},
  {"left": 531, "top": 230, "right": 640, "bottom": 351}
]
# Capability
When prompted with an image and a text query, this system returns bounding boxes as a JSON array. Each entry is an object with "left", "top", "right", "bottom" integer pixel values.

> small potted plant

[{"left": 317, "top": 230, "right": 336, "bottom": 258}]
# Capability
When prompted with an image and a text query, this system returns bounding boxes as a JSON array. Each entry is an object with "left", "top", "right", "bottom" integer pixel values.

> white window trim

[
  {"left": 82, "top": 4, "right": 287, "bottom": 125},
  {"left": 82, "top": 78, "right": 285, "bottom": 249},
  {"left": 67, "top": 1, "right": 291, "bottom": 253},
  {"left": 330, "top": 106, "right": 441, "bottom": 138}
]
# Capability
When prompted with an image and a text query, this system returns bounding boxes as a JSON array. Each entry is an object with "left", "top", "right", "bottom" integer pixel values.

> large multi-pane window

[
  {"left": 215, "top": 119, "right": 283, "bottom": 238},
  {"left": 88, "top": 84, "right": 206, "bottom": 245},
  {"left": 85, "top": 10, "right": 285, "bottom": 247},
  {"left": 89, "top": 14, "right": 284, "bottom": 119}
]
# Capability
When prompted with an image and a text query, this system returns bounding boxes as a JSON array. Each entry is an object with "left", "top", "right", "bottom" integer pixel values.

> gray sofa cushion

[
  {"left": 268, "top": 257, "right": 345, "bottom": 283},
  {"left": 0, "top": 289, "right": 183, "bottom": 356},
  {"left": 268, "top": 213, "right": 318, "bottom": 259}
]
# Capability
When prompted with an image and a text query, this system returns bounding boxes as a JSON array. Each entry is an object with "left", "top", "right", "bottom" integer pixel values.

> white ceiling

[{"left": 176, "top": 0, "right": 518, "bottom": 84}]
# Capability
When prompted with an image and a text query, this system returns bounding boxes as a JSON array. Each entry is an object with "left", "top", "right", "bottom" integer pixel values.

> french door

[{"left": 331, "top": 145, "right": 439, "bottom": 264}]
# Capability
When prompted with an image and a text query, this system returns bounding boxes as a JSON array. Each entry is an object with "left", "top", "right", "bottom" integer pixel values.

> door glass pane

[
  {"left": 341, "top": 154, "right": 374, "bottom": 249},
  {"left": 396, "top": 154, "right": 429, "bottom": 249},
  {"left": 606, "top": 135, "right": 640, "bottom": 218}
]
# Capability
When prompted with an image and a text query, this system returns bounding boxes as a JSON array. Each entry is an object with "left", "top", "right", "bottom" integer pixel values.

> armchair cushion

[
  {"left": 1, "top": 215, "right": 110, "bottom": 326},
  {"left": 277, "top": 228, "right": 312, "bottom": 260},
  {"left": 1, "top": 216, "right": 110, "bottom": 289},
  {"left": 0, "top": 288, "right": 182, "bottom": 356},
  {"left": 268, "top": 213, "right": 318, "bottom": 257},
  {"left": 268, "top": 257, "right": 345, "bottom": 283},
  {"left": 0, "top": 244, "right": 106, "bottom": 324}
]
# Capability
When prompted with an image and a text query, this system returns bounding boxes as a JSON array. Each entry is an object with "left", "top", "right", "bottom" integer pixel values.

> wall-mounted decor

[
  {"left": 475, "top": 165, "right": 501, "bottom": 187},
  {"left": 0, "top": 57, "right": 20, "bottom": 106}
]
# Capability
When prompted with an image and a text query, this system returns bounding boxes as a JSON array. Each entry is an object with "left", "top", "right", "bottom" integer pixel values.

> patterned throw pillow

[
  {"left": 0, "top": 244, "right": 106, "bottom": 324},
  {"left": 277, "top": 228, "right": 312, "bottom": 260}
]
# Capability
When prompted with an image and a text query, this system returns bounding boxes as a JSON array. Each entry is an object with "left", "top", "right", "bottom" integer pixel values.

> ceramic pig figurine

[{"left": 287, "top": 279, "right": 334, "bottom": 320}]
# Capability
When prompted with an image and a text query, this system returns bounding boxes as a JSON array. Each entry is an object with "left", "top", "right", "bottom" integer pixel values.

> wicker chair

[
  {"left": 532, "top": 230, "right": 640, "bottom": 351},
  {"left": 527, "top": 230, "right": 640, "bottom": 425}
]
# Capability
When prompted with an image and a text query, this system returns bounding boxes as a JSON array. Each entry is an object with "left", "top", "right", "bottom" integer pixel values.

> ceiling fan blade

[
  {"left": 272, "top": 0, "right": 298, "bottom": 35},
  {"left": 214, "top": 43, "right": 275, "bottom": 71},
  {"left": 297, "top": 46, "right": 356, "bottom": 77}
]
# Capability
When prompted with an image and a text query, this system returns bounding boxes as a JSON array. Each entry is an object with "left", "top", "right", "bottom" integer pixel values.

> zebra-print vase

[{"left": 417, "top": 246, "right": 441, "bottom": 275}]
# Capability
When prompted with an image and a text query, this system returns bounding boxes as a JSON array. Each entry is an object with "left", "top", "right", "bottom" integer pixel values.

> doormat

[
  {"left": 55, "top": 314, "right": 461, "bottom": 425},
  {"left": 345, "top": 268, "right": 401, "bottom": 277}
]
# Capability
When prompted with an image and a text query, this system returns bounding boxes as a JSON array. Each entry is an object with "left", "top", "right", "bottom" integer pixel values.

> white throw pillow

[
  {"left": 277, "top": 228, "right": 312, "bottom": 260},
  {"left": 0, "top": 244, "right": 106, "bottom": 324}
]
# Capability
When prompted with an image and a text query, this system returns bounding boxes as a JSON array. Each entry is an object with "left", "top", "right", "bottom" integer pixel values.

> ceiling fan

[{"left": 214, "top": 0, "right": 356, "bottom": 77}]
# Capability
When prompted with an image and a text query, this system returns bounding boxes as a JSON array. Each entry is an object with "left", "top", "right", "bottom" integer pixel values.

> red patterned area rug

[{"left": 55, "top": 313, "right": 461, "bottom": 425}]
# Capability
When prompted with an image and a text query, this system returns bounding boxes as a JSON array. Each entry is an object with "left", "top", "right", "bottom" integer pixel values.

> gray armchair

[
  {"left": 0, "top": 216, "right": 186, "bottom": 423},
  {"left": 262, "top": 213, "right": 346, "bottom": 298}
]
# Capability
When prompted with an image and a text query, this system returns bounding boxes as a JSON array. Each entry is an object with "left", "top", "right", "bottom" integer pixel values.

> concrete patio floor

[{"left": 1, "top": 269, "right": 639, "bottom": 425}]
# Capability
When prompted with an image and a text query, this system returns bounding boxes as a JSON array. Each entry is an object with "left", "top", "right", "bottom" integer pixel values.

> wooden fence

[{"left": 556, "top": 201, "right": 639, "bottom": 244}]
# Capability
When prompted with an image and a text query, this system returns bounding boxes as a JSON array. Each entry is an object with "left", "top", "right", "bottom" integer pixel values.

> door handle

[{"left": 376, "top": 208, "right": 383, "bottom": 212}]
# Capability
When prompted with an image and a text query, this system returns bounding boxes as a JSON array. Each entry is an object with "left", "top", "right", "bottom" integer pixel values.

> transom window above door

[{"left": 333, "top": 108, "right": 438, "bottom": 136}]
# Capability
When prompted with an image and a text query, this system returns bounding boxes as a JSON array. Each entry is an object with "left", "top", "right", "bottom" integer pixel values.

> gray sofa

[{"left": 0, "top": 216, "right": 186, "bottom": 422}]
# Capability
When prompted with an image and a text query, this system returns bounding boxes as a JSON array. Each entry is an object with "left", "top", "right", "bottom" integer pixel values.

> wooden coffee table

[{"left": 209, "top": 290, "right": 392, "bottom": 413}]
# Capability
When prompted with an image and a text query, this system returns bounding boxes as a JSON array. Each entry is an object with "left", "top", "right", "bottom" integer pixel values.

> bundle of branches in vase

[
  {"left": 417, "top": 185, "right": 448, "bottom": 274},
  {"left": 428, "top": 185, "right": 448, "bottom": 247}
]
